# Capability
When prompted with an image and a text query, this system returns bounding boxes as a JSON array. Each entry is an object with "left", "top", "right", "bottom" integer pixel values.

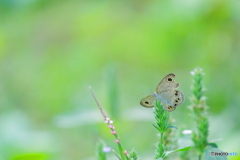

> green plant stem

[
  {"left": 117, "top": 143, "right": 126, "bottom": 160},
  {"left": 111, "top": 132, "right": 126, "bottom": 160},
  {"left": 159, "top": 132, "right": 164, "bottom": 157}
]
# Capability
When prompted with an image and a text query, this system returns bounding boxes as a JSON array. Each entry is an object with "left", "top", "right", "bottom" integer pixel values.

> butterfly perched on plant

[{"left": 140, "top": 73, "right": 184, "bottom": 112}]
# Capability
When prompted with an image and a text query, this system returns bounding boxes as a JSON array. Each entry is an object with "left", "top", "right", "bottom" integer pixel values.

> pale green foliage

[
  {"left": 96, "top": 140, "right": 107, "bottom": 160},
  {"left": 129, "top": 148, "right": 140, "bottom": 160},
  {"left": 190, "top": 67, "right": 209, "bottom": 158}
]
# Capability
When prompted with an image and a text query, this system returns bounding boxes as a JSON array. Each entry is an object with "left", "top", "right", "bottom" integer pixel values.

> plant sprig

[
  {"left": 89, "top": 86, "right": 129, "bottom": 160},
  {"left": 153, "top": 101, "right": 190, "bottom": 159},
  {"left": 189, "top": 68, "right": 209, "bottom": 160}
]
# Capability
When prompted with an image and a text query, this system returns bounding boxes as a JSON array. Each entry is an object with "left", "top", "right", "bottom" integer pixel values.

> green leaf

[
  {"left": 164, "top": 146, "right": 191, "bottom": 157},
  {"left": 204, "top": 146, "right": 227, "bottom": 160},
  {"left": 129, "top": 148, "right": 140, "bottom": 160},
  {"left": 112, "top": 150, "right": 122, "bottom": 160},
  {"left": 209, "top": 138, "right": 223, "bottom": 143},
  {"left": 152, "top": 124, "right": 159, "bottom": 130},
  {"left": 208, "top": 143, "right": 218, "bottom": 148}
]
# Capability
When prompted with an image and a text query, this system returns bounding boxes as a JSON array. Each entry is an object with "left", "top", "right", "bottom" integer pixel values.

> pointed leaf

[
  {"left": 112, "top": 150, "right": 122, "bottom": 160},
  {"left": 164, "top": 146, "right": 191, "bottom": 157},
  {"left": 152, "top": 124, "right": 157, "bottom": 129},
  {"left": 208, "top": 143, "right": 218, "bottom": 148},
  {"left": 209, "top": 138, "right": 223, "bottom": 143}
]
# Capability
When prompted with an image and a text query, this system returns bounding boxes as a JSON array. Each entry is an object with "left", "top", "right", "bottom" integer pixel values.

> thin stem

[
  {"left": 89, "top": 86, "right": 127, "bottom": 160},
  {"left": 117, "top": 143, "right": 127, "bottom": 160},
  {"left": 159, "top": 132, "right": 164, "bottom": 157},
  {"left": 112, "top": 150, "right": 122, "bottom": 160},
  {"left": 89, "top": 86, "right": 107, "bottom": 120}
]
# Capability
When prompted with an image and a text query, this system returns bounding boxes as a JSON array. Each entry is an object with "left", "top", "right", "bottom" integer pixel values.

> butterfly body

[{"left": 140, "top": 73, "right": 184, "bottom": 112}]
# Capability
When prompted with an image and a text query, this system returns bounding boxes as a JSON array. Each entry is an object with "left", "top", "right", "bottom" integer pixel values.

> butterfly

[{"left": 140, "top": 73, "right": 184, "bottom": 112}]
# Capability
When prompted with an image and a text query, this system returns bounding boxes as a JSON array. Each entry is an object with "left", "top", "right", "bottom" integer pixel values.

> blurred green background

[{"left": 0, "top": 0, "right": 240, "bottom": 159}]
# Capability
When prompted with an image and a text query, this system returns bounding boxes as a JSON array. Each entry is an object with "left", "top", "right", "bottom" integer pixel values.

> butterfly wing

[
  {"left": 162, "top": 102, "right": 176, "bottom": 112},
  {"left": 140, "top": 95, "right": 155, "bottom": 108},
  {"left": 157, "top": 90, "right": 184, "bottom": 108},
  {"left": 141, "top": 73, "right": 184, "bottom": 111},
  {"left": 156, "top": 73, "right": 179, "bottom": 93}
]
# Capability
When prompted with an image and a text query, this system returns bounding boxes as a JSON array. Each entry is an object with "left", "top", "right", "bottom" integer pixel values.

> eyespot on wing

[
  {"left": 162, "top": 102, "right": 176, "bottom": 112},
  {"left": 140, "top": 95, "right": 155, "bottom": 108}
]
